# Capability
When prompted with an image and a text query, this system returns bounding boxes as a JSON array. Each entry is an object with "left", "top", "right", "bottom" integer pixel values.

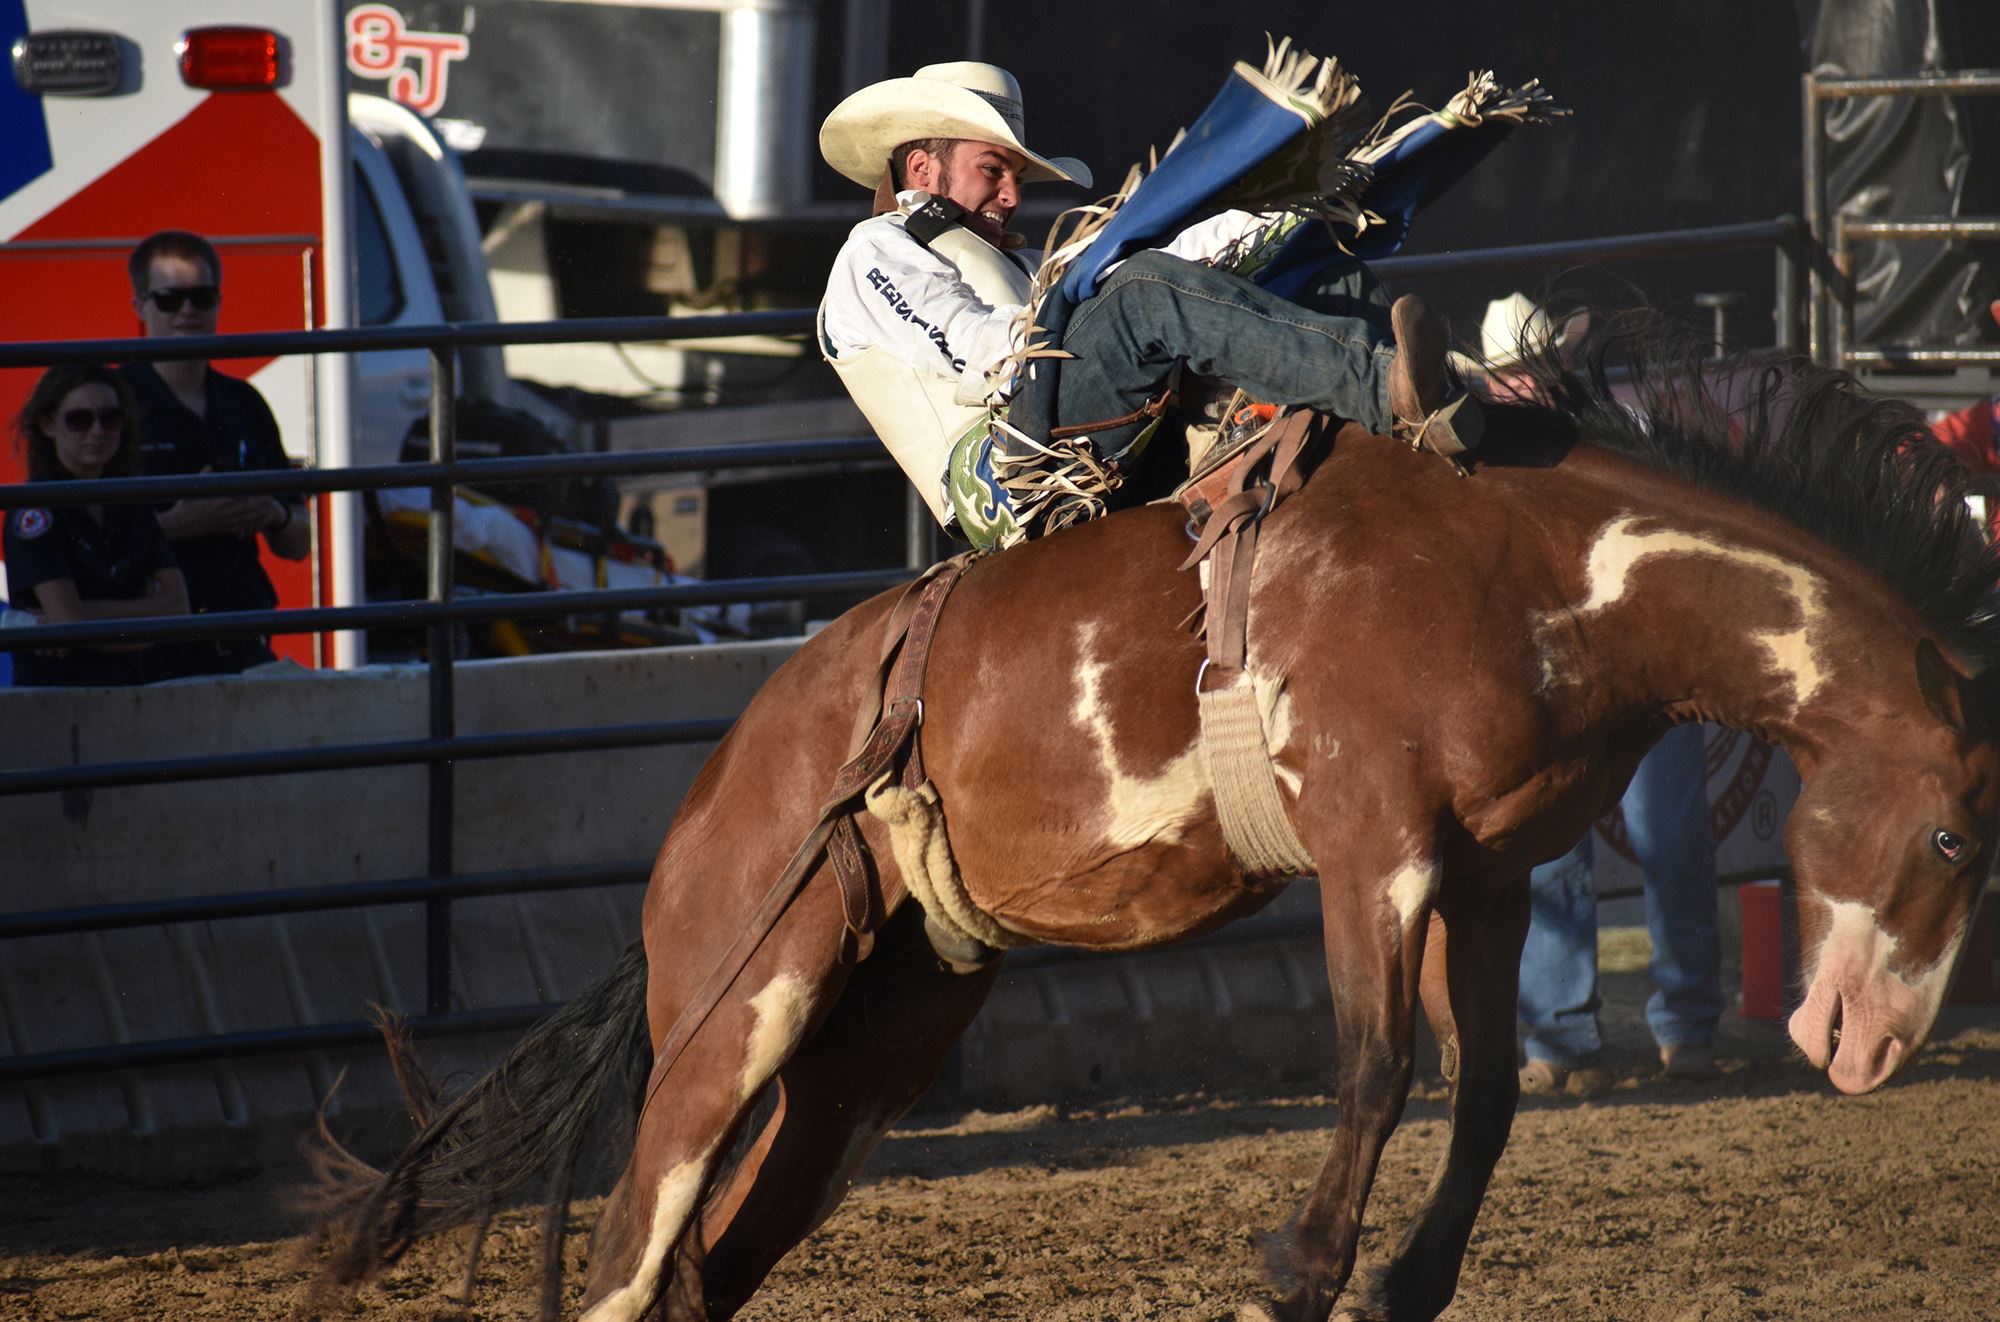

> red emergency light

[{"left": 176, "top": 27, "right": 283, "bottom": 91}]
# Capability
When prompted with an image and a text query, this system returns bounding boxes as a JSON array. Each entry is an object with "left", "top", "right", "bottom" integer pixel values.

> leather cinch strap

[
  {"left": 1176, "top": 410, "right": 1321, "bottom": 878},
  {"left": 632, "top": 553, "right": 976, "bottom": 1126}
]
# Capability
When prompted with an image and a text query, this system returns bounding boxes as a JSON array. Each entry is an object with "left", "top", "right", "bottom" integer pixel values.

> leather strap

[
  {"left": 1046, "top": 389, "right": 1171, "bottom": 441},
  {"left": 903, "top": 194, "right": 970, "bottom": 250},
  {"left": 1174, "top": 409, "right": 1325, "bottom": 878},
  {"left": 828, "top": 814, "right": 877, "bottom": 953},
  {"left": 632, "top": 553, "right": 977, "bottom": 1126},
  {"left": 820, "top": 554, "right": 968, "bottom": 945},
  {"left": 1177, "top": 410, "right": 1322, "bottom": 675}
]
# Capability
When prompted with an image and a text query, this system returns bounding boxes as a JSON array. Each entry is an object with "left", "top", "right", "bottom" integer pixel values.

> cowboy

[{"left": 817, "top": 60, "right": 1481, "bottom": 547}]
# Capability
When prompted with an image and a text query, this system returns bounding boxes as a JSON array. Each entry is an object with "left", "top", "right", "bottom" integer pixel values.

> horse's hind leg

[
  {"left": 577, "top": 870, "right": 855, "bottom": 1322},
  {"left": 1344, "top": 873, "right": 1531, "bottom": 1321},
  {"left": 661, "top": 904, "right": 1002, "bottom": 1320}
]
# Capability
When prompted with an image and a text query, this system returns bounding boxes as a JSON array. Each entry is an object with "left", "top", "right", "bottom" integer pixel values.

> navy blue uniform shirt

[
  {"left": 121, "top": 361, "right": 293, "bottom": 614},
  {"left": 3, "top": 492, "right": 178, "bottom": 686}
]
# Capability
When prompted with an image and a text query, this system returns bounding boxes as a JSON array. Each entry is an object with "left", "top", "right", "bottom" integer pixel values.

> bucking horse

[{"left": 309, "top": 320, "right": 2000, "bottom": 1321}]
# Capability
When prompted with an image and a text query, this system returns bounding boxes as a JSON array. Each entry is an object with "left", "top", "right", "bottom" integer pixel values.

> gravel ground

[{"left": 6, "top": 942, "right": 1998, "bottom": 1321}]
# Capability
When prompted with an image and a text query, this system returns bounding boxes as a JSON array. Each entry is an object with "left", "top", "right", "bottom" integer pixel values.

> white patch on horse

[
  {"left": 1534, "top": 643, "right": 1571, "bottom": 695},
  {"left": 1812, "top": 899, "right": 1958, "bottom": 1004},
  {"left": 1257, "top": 672, "right": 1304, "bottom": 797},
  {"left": 1564, "top": 514, "right": 1830, "bottom": 708},
  {"left": 739, "top": 973, "right": 812, "bottom": 1102},
  {"left": 1385, "top": 855, "right": 1441, "bottom": 930},
  {"left": 578, "top": 1145, "right": 716, "bottom": 1322},
  {"left": 1072, "top": 623, "right": 1208, "bottom": 848}
]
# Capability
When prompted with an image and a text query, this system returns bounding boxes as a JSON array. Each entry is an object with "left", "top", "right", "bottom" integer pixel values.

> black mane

[{"left": 1491, "top": 310, "right": 2000, "bottom": 670}]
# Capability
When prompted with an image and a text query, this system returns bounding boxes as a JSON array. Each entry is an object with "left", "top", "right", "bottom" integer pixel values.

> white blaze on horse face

[
  {"left": 1072, "top": 623, "right": 1209, "bottom": 848},
  {"left": 1788, "top": 897, "right": 1962, "bottom": 1095},
  {"left": 578, "top": 1142, "right": 718, "bottom": 1322},
  {"left": 739, "top": 972, "right": 813, "bottom": 1102},
  {"left": 1562, "top": 514, "right": 1831, "bottom": 709}
]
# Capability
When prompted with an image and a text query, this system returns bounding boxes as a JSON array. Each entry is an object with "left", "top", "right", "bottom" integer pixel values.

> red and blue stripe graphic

[{"left": 0, "top": 0, "right": 55, "bottom": 202}]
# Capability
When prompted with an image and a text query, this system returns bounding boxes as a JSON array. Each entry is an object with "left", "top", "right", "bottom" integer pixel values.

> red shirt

[{"left": 1933, "top": 395, "right": 2000, "bottom": 473}]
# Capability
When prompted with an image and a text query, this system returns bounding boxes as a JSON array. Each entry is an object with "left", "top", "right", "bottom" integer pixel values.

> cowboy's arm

[{"left": 823, "top": 228, "right": 1025, "bottom": 399}]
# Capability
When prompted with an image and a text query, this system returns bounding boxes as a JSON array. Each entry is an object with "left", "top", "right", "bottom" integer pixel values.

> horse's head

[{"left": 1784, "top": 639, "right": 1999, "bottom": 1094}]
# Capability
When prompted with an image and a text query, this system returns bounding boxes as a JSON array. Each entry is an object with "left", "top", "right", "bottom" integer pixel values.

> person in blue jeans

[
  {"left": 815, "top": 60, "right": 1480, "bottom": 549},
  {"left": 1517, "top": 721, "right": 1725, "bottom": 1095}
]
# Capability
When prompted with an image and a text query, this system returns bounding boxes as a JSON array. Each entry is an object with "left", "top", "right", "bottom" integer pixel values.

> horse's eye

[{"left": 1934, "top": 829, "right": 1967, "bottom": 862}]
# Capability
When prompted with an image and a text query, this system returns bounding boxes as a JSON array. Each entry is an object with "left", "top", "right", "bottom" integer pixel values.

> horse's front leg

[
  {"left": 1341, "top": 872, "right": 1531, "bottom": 1321},
  {"left": 1247, "top": 854, "right": 1434, "bottom": 1322}
]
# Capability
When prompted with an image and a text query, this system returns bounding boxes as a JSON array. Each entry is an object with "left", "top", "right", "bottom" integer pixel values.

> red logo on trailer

[{"left": 346, "top": 5, "right": 470, "bottom": 116}]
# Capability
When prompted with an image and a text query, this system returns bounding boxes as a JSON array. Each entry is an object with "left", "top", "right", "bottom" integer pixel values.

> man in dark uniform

[{"left": 121, "top": 230, "right": 310, "bottom": 677}]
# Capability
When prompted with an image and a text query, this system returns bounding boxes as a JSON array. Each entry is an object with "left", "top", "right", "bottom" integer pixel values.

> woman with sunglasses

[{"left": 3, "top": 365, "right": 190, "bottom": 686}]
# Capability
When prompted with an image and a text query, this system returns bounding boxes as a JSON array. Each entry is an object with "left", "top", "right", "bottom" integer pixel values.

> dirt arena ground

[{"left": 6, "top": 944, "right": 1999, "bottom": 1321}]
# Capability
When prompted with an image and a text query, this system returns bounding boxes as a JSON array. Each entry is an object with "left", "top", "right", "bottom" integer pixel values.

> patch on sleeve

[{"left": 11, "top": 508, "right": 51, "bottom": 540}]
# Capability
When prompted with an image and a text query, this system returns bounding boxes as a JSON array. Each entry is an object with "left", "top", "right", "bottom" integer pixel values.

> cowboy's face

[{"left": 908, "top": 140, "right": 1027, "bottom": 238}]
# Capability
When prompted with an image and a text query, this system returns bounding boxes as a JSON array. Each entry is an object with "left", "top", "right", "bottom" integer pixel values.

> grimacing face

[{"left": 907, "top": 139, "right": 1028, "bottom": 240}]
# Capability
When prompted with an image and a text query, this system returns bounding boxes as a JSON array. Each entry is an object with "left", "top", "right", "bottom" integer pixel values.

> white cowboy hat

[
  {"left": 820, "top": 61, "right": 1092, "bottom": 190},
  {"left": 1448, "top": 292, "right": 1590, "bottom": 373}
]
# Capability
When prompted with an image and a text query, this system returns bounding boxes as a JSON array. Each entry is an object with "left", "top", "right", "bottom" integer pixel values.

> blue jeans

[
  {"left": 1013, "top": 250, "right": 1396, "bottom": 460},
  {"left": 1518, "top": 723, "right": 1724, "bottom": 1065}
]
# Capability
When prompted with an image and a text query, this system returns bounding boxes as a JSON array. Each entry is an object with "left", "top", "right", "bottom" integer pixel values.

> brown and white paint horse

[{"left": 316, "top": 323, "right": 2000, "bottom": 1322}]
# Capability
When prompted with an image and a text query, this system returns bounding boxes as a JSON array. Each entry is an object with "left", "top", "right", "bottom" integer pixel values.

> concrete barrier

[{"left": 0, "top": 643, "right": 796, "bottom": 1174}]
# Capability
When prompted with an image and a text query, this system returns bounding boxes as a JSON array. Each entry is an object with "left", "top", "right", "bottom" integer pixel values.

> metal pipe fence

[
  {"left": 1803, "top": 68, "right": 2000, "bottom": 368},
  {"left": 1, "top": 217, "right": 1809, "bottom": 1085}
]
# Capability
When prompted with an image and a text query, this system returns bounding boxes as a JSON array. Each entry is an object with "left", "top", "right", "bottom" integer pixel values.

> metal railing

[
  {"left": 1803, "top": 67, "right": 2000, "bottom": 369},
  {"left": 0, "top": 309, "right": 915, "bottom": 1067},
  {"left": 1376, "top": 215, "right": 1805, "bottom": 355},
  {"left": 0, "top": 218, "right": 1809, "bottom": 1087}
]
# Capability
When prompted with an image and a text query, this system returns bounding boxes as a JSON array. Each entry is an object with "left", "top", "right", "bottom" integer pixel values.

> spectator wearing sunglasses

[
  {"left": 3, "top": 366, "right": 189, "bottom": 686},
  {"left": 120, "top": 229, "right": 308, "bottom": 677}
]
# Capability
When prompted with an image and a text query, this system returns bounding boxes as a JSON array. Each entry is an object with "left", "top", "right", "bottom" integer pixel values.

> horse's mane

[{"left": 1491, "top": 310, "right": 2000, "bottom": 669}]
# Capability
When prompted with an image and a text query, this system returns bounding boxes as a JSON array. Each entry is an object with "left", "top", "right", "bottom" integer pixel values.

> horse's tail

[{"left": 306, "top": 939, "right": 652, "bottom": 1319}]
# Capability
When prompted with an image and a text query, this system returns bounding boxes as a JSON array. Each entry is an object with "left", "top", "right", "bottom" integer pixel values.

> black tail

[{"left": 306, "top": 939, "right": 652, "bottom": 1318}]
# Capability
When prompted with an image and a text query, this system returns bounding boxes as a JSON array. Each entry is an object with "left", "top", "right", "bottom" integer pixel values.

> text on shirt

[{"left": 866, "top": 268, "right": 966, "bottom": 372}]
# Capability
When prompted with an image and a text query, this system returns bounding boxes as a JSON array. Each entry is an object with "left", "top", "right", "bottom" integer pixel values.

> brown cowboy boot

[{"left": 1388, "top": 294, "right": 1483, "bottom": 459}]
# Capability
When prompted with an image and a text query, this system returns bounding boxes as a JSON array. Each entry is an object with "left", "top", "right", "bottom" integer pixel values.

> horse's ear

[{"left": 1916, "top": 638, "right": 1969, "bottom": 733}]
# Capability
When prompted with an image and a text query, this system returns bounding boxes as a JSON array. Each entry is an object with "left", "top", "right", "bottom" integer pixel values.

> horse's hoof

[{"left": 1332, "top": 1264, "right": 1394, "bottom": 1321}]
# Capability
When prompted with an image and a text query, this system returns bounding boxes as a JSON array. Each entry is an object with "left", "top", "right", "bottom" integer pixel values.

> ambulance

[{"left": 1, "top": 1, "right": 612, "bottom": 665}]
